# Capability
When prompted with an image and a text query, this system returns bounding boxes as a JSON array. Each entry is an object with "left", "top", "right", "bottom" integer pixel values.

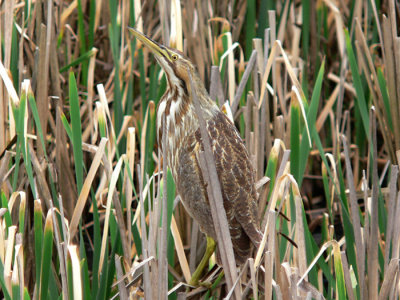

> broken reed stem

[
  {"left": 188, "top": 70, "right": 240, "bottom": 299},
  {"left": 368, "top": 107, "right": 379, "bottom": 300},
  {"left": 231, "top": 50, "right": 258, "bottom": 116},
  {"left": 158, "top": 113, "right": 168, "bottom": 299}
]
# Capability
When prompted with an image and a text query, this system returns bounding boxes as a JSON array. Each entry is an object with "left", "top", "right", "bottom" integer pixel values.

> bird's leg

[{"left": 189, "top": 236, "right": 216, "bottom": 286}]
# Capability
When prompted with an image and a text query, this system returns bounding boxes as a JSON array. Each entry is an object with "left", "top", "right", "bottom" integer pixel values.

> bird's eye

[{"left": 172, "top": 54, "right": 178, "bottom": 61}]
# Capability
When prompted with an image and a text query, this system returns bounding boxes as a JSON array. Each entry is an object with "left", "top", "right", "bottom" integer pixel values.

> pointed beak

[{"left": 128, "top": 27, "right": 171, "bottom": 62}]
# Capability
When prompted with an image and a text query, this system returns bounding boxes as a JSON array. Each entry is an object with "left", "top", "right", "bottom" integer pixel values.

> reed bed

[{"left": 0, "top": 0, "right": 400, "bottom": 299}]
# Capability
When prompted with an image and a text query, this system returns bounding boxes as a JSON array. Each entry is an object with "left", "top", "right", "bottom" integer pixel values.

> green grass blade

[
  {"left": 10, "top": 24, "right": 19, "bottom": 92},
  {"left": 298, "top": 61, "right": 325, "bottom": 185},
  {"left": 108, "top": 1, "right": 123, "bottom": 137},
  {"left": 60, "top": 48, "right": 97, "bottom": 73},
  {"left": 290, "top": 94, "right": 301, "bottom": 181},
  {"left": 81, "top": 259, "right": 91, "bottom": 300},
  {"left": 69, "top": 72, "right": 84, "bottom": 194},
  {"left": 34, "top": 200, "right": 43, "bottom": 289},
  {"left": 143, "top": 102, "right": 157, "bottom": 180},
  {"left": 256, "top": 0, "right": 274, "bottom": 37},
  {"left": 345, "top": 29, "right": 369, "bottom": 138},
  {"left": 96, "top": 242, "right": 109, "bottom": 300},
  {"left": 165, "top": 169, "right": 176, "bottom": 267},
  {"left": 79, "top": 229, "right": 91, "bottom": 299},
  {"left": 138, "top": 48, "right": 147, "bottom": 116},
  {"left": 12, "top": 280, "right": 20, "bottom": 300},
  {"left": 77, "top": 0, "right": 88, "bottom": 85},
  {"left": 334, "top": 244, "right": 347, "bottom": 299},
  {"left": 301, "top": 0, "right": 311, "bottom": 60},
  {"left": 1, "top": 192, "right": 12, "bottom": 228},
  {"left": 60, "top": 111, "right": 73, "bottom": 141},
  {"left": 12, "top": 86, "right": 36, "bottom": 198},
  {"left": 27, "top": 88, "right": 48, "bottom": 161},
  {"left": 245, "top": 0, "right": 256, "bottom": 59},
  {"left": 88, "top": 0, "right": 96, "bottom": 48},
  {"left": 91, "top": 189, "right": 101, "bottom": 297},
  {"left": 19, "top": 194, "right": 26, "bottom": 234},
  {"left": 39, "top": 211, "right": 55, "bottom": 300},
  {"left": 23, "top": 288, "right": 30, "bottom": 300},
  {"left": 377, "top": 68, "right": 393, "bottom": 131},
  {"left": 67, "top": 251, "right": 73, "bottom": 300},
  {"left": 11, "top": 101, "right": 23, "bottom": 191},
  {"left": 264, "top": 141, "right": 280, "bottom": 203}
]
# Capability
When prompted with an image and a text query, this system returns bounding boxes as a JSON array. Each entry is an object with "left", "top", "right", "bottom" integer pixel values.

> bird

[{"left": 129, "top": 28, "right": 262, "bottom": 284}]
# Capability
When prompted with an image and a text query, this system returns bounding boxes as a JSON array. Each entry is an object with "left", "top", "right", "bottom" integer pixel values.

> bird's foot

[{"left": 188, "top": 236, "right": 216, "bottom": 286}]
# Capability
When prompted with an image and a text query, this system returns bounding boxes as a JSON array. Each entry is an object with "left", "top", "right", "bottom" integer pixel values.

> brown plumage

[{"left": 129, "top": 28, "right": 262, "bottom": 265}]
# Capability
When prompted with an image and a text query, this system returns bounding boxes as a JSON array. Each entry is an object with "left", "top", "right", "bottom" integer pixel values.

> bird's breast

[{"left": 157, "top": 94, "right": 197, "bottom": 178}]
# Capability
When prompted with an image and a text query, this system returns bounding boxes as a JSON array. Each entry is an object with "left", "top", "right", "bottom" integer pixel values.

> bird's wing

[{"left": 194, "top": 111, "right": 262, "bottom": 247}]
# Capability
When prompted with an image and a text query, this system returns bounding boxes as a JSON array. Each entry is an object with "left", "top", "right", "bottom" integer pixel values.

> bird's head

[{"left": 128, "top": 27, "right": 197, "bottom": 97}]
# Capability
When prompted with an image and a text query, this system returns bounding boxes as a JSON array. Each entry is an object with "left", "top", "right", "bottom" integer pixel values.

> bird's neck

[{"left": 157, "top": 83, "right": 218, "bottom": 170}]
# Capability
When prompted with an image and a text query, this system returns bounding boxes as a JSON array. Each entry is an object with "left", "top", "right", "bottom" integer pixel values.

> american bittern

[{"left": 129, "top": 28, "right": 262, "bottom": 284}]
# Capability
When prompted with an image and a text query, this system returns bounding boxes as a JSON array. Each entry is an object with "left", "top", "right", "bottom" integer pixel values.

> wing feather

[{"left": 194, "top": 112, "right": 262, "bottom": 258}]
